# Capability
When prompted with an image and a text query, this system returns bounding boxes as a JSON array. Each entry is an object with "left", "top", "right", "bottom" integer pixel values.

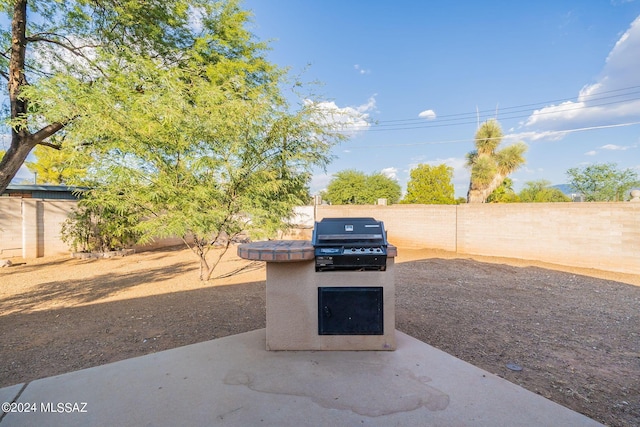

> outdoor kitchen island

[{"left": 238, "top": 218, "right": 397, "bottom": 351}]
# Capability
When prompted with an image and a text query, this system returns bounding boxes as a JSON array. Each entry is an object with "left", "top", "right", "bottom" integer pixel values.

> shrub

[{"left": 60, "top": 204, "right": 141, "bottom": 253}]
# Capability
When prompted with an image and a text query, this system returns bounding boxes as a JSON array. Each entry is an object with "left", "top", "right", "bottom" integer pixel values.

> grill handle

[{"left": 317, "top": 234, "right": 383, "bottom": 241}]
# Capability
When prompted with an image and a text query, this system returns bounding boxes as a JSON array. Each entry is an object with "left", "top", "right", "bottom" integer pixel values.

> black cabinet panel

[{"left": 318, "top": 287, "right": 383, "bottom": 335}]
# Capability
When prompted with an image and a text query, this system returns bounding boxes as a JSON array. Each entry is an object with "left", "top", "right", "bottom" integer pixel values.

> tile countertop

[{"left": 237, "top": 240, "right": 397, "bottom": 262}]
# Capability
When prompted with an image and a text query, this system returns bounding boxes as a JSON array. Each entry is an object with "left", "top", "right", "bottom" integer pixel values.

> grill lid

[
  {"left": 312, "top": 217, "right": 388, "bottom": 246},
  {"left": 312, "top": 218, "right": 388, "bottom": 271}
]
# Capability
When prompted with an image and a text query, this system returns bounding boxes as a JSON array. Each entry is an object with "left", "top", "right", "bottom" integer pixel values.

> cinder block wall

[
  {"left": 316, "top": 205, "right": 457, "bottom": 251},
  {"left": 317, "top": 203, "right": 640, "bottom": 275},
  {"left": 42, "top": 200, "right": 78, "bottom": 257},
  {"left": 2, "top": 199, "right": 639, "bottom": 274},
  {"left": 457, "top": 203, "right": 640, "bottom": 274},
  {"left": 0, "top": 198, "right": 23, "bottom": 258},
  {"left": 0, "top": 199, "right": 187, "bottom": 258},
  {"left": 0, "top": 199, "right": 78, "bottom": 258}
]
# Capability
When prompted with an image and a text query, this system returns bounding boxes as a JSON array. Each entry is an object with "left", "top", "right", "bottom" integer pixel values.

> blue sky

[
  {"left": 5, "top": 1, "right": 640, "bottom": 199},
  {"left": 244, "top": 0, "right": 640, "bottom": 198}
]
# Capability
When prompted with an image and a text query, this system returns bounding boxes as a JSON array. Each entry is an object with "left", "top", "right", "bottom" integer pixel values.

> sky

[
  {"left": 242, "top": 0, "right": 640, "bottom": 198},
  {"left": 5, "top": 1, "right": 640, "bottom": 199}
]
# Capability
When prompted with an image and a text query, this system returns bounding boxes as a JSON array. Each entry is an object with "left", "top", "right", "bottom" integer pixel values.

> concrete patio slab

[
  {"left": 0, "top": 329, "right": 602, "bottom": 426},
  {"left": 0, "top": 385, "right": 23, "bottom": 413}
]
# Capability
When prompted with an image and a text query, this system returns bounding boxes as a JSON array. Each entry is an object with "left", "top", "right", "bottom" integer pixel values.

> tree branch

[
  {"left": 31, "top": 122, "right": 66, "bottom": 145},
  {"left": 27, "top": 33, "right": 102, "bottom": 49},
  {"left": 37, "top": 141, "right": 63, "bottom": 150},
  {"left": 25, "top": 33, "right": 107, "bottom": 77}
]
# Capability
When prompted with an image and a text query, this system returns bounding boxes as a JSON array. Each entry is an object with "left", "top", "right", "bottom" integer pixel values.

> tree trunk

[
  {"left": 0, "top": 139, "right": 38, "bottom": 189},
  {"left": 0, "top": 0, "right": 64, "bottom": 192},
  {"left": 1, "top": 0, "right": 29, "bottom": 191},
  {"left": 466, "top": 188, "right": 487, "bottom": 203},
  {"left": 467, "top": 173, "right": 506, "bottom": 203},
  {"left": 204, "top": 242, "right": 231, "bottom": 281}
]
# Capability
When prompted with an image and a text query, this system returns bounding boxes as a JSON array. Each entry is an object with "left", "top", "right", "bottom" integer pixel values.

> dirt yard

[{"left": 1, "top": 245, "right": 638, "bottom": 426}]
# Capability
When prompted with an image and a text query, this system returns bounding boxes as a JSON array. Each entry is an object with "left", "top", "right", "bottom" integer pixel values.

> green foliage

[
  {"left": 474, "top": 119, "right": 502, "bottom": 155},
  {"left": 486, "top": 178, "right": 520, "bottom": 203},
  {"left": 466, "top": 120, "right": 527, "bottom": 203},
  {"left": 566, "top": 163, "right": 639, "bottom": 202},
  {"left": 1, "top": 0, "right": 272, "bottom": 192},
  {"left": 60, "top": 199, "right": 141, "bottom": 253},
  {"left": 364, "top": 173, "right": 402, "bottom": 205},
  {"left": 322, "top": 170, "right": 366, "bottom": 204},
  {"left": 323, "top": 170, "right": 401, "bottom": 205},
  {"left": 48, "top": 7, "right": 343, "bottom": 279},
  {"left": 25, "top": 143, "right": 89, "bottom": 184},
  {"left": 518, "top": 180, "right": 571, "bottom": 203},
  {"left": 3, "top": 0, "right": 348, "bottom": 280},
  {"left": 402, "top": 164, "right": 455, "bottom": 204}
]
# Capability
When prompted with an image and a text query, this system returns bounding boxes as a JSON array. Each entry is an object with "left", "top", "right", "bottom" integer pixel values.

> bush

[{"left": 61, "top": 204, "right": 141, "bottom": 253}]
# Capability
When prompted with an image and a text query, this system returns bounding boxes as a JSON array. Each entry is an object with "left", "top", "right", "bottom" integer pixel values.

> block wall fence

[
  {"left": 0, "top": 198, "right": 183, "bottom": 259},
  {"left": 315, "top": 203, "right": 639, "bottom": 275},
  {"left": 1, "top": 198, "right": 638, "bottom": 274}
]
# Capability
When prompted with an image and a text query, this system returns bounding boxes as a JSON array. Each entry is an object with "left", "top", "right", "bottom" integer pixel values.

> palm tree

[{"left": 466, "top": 120, "right": 527, "bottom": 203}]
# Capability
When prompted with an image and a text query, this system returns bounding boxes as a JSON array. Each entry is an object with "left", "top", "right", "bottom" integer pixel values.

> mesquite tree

[
  {"left": 2, "top": 0, "right": 348, "bottom": 279},
  {"left": 0, "top": 0, "right": 238, "bottom": 192}
]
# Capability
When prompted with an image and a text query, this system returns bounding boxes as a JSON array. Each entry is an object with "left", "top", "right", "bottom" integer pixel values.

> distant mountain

[{"left": 550, "top": 184, "right": 577, "bottom": 195}]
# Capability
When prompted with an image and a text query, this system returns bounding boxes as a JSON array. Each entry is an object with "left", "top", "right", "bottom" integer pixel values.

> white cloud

[
  {"left": 354, "top": 64, "right": 371, "bottom": 75},
  {"left": 522, "top": 15, "right": 640, "bottom": 139},
  {"left": 309, "top": 173, "right": 333, "bottom": 195},
  {"left": 600, "top": 143, "right": 631, "bottom": 150},
  {"left": 381, "top": 167, "right": 397, "bottom": 179},
  {"left": 418, "top": 109, "right": 437, "bottom": 120},
  {"left": 584, "top": 150, "right": 598, "bottom": 156},
  {"left": 306, "top": 95, "right": 377, "bottom": 136},
  {"left": 505, "top": 130, "right": 570, "bottom": 142},
  {"left": 356, "top": 95, "right": 377, "bottom": 114}
]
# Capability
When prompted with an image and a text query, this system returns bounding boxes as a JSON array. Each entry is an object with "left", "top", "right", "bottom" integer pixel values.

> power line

[
  {"left": 359, "top": 95, "right": 640, "bottom": 132},
  {"left": 374, "top": 84, "right": 640, "bottom": 125},
  {"left": 331, "top": 85, "right": 640, "bottom": 134},
  {"left": 342, "top": 121, "right": 640, "bottom": 149}
]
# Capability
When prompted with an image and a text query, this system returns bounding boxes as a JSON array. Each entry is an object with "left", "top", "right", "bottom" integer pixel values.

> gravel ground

[{"left": 1, "top": 245, "right": 638, "bottom": 426}]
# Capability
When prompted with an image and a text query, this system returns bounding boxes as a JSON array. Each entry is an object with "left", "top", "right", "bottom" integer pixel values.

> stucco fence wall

[
  {"left": 314, "top": 203, "right": 639, "bottom": 275},
  {"left": 1, "top": 199, "right": 638, "bottom": 274},
  {"left": 0, "top": 198, "right": 183, "bottom": 259}
]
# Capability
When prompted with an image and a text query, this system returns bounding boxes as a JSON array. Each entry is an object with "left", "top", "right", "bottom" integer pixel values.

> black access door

[{"left": 318, "top": 287, "right": 383, "bottom": 335}]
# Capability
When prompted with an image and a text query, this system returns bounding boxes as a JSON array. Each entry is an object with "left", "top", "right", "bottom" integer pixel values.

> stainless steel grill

[{"left": 312, "top": 217, "right": 388, "bottom": 271}]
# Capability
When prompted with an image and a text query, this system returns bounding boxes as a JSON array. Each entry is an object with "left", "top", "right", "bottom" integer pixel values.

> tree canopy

[
  {"left": 401, "top": 163, "right": 455, "bottom": 204},
  {"left": 0, "top": 0, "right": 265, "bottom": 192},
  {"left": 486, "top": 178, "right": 520, "bottom": 203},
  {"left": 566, "top": 163, "right": 639, "bottom": 202},
  {"left": 322, "top": 170, "right": 401, "bottom": 205},
  {"left": 1, "top": 0, "right": 348, "bottom": 279},
  {"left": 466, "top": 120, "right": 527, "bottom": 203},
  {"left": 518, "top": 180, "right": 571, "bottom": 203},
  {"left": 25, "top": 144, "right": 88, "bottom": 184}
]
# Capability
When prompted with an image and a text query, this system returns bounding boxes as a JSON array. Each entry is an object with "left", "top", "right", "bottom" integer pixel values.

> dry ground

[{"left": 1, "top": 245, "right": 639, "bottom": 426}]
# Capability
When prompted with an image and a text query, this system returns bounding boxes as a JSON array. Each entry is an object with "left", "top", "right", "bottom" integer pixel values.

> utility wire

[
  {"left": 359, "top": 95, "right": 640, "bottom": 132},
  {"left": 330, "top": 84, "right": 640, "bottom": 133},
  {"left": 342, "top": 121, "right": 640, "bottom": 149},
  {"left": 374, "top": 84, "right": 640, "bottom": 124}
]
